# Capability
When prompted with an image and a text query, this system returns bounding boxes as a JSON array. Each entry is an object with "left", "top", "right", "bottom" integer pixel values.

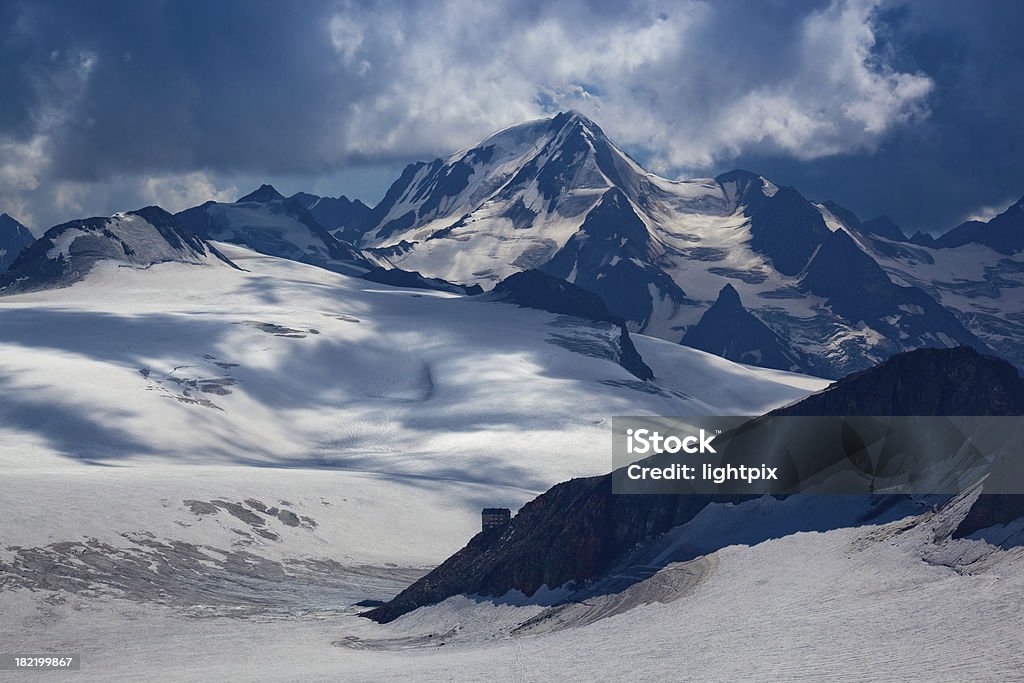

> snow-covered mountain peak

[
  {"left": 176, "top": 192, "right": 383, "bottom": 276},
  {"left": 0, "top": 206, "right": 236, "bottom": 293},
  {"left": 343, "top": 115, "right": 664, "bottom": 304}
]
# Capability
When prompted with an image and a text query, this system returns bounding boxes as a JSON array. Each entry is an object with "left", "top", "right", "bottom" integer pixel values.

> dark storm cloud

[
  {"left": 731, "top": 0, "right": 1024, "bottom": 233},
  {"left": 0, "top": 0, "right": 1020, "bottom": 234},
  {"left": 6, "top": 0, "right": 365, "bottom": 179}
]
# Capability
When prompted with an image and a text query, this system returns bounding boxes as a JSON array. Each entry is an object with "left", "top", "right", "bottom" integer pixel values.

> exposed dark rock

[
  {"left": 617, "top": 326, "right": 654, "bottom": 381},
  {"left": 0, "top": 212, "right": 35, "bottom": 272},
  {"left": 680, "top": 284, "right": 802, "bottom": 372},
  {"left": 176, "top": 193, "right": 374, "bottom": 274},
  {"left": 361, "top": 267, "right": 483, "bottom": 295},
  {"left": 501, "top": 198, "right": 538, "bottom": 229},
  {"left": 908, "top": 230, "right": 937, "bottom": 247},
  {"left": 821, "top": 200, "right": 864, "bottom": 231},
  {"left": 933, "top": 197, "right": 1024, "bottom": 254},
  {"left": 492, "top": 269, "right": 619, "bottom": 324},
  {"left": 374, "top": 211, "right": 417, "bottom": 242},
  {"left": 1, "top": 206, "right": 236, "bottom": 294},
  {"left": 541, "top": 187, "right": 688, "bottom": 327},
  {"left": 362, "top": 162, "right": 434, "bottom": 240},
  {"left": 237, "top": 184, "right": 285, "bottom": 203},
  {"left": 953, "top": 495, "right": 1024, "bottom": 539},
  {"left": 289, "top": 192, "right": 372, "bottom": 243},
  {"left": 714, "top": 169, "right": 771, "bottom": 211},
  {"left": 277, "top": 510, "right": 301, "bottom": 527},
  {"left": 492, "top": 270, "right": 653, "bottom": 380},
  {"left": 747, "top": 186, "right": 831, "bottom": 276},
  {"left": 773, "top": 346, "right": 1024, "bottom": 417},
  {"left": 363, "top": 478, "right": 716, "bottom": 623},
  {"left": 800, "top": 229, "right": 991, "bottom": 367}
]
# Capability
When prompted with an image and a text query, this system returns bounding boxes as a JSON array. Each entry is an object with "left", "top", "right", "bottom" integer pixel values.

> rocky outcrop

[
  {"left": 364, "top": 347, "right": 1024, "bottom": 623},
  {"left": 800, "top": 229, "right": 991, "bottom": 376},
  {"left": 491, "top": 269, "right": 653, "bottom": 380},
  {"left": 680, "top": 284, "right": 802, "bottom": 371},
  {"left": 747, "top": 185, "right": 831, "bottom": 277},
  {"left": 176, "top": 186, "right": 380, "bottom": 275},
  {"left": 774, "top": 346, "right": 1024, "bottom": 417},
  {"left": 492, "top": 269, "right": 619, "bottom": 324},
  {"left": 363, "top": 476, "right": 720, "bottom": 623},
  {"left": 361, "top": 267, "right": 483, "bottom": 295},
  {"left": 289, "top": 192, "right": 372, "bottom": 243},
  {"left": 932, "top": 196, "right": 1024, "bottom": 254}
]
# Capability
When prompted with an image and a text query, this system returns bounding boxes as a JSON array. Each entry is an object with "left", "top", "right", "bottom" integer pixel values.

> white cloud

[
  {"left": 139, "top": 172, "right": 239, "bottom": 213},
  {"left": 1, "top": 0, "right": 939, "bottom": 228},
  {"left": 327, "top": 0, "right": 934, "bottom": 174},
  {"left": 328, "top": 13, "right": 370, "bottom": 75},
  {"left": 962, "top": 199, "right": 1015, "bottom": 224}
]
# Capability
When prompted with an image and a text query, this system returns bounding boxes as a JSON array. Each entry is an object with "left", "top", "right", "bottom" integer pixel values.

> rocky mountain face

[
  {"left": 289, "top": 192, "right": 372, "bottom": 243},
  {"left": 833, "top": 199, "right": 1024, "bottom": 371},
  {"left": 539, "top": 187, "right": 690, "bottom": 328},
  {"left": 0, "top": 213, "right": 35, "bottom": 273},
  {"left": 931, "top": 197, "right": 1024, "bottom": 254},
  {"left": 491, "top": 269, "right": 618, "bottom": 324},
  {"left": 0, "top": 206, "right": 237, "bottom": 293},
  {"left": 176, "top": 185, "right": 387, "bottom": 276},
  {"left": 364, "top": 347, "right": 1024, "bottom": 623},
  {"left": 860, "top": 215, "right": 907, "bottom": 242},
  {"left": 328, "top": 111, "right": 1006, "bottom": 378},
  {"left": 680, "top": 284, "right": 803, "bottom": 372},
  {"left": 773, "top": 346, "right": 1024, "bottom": 416},
  {"left": 355, "top": 111, "right": 647, "bottom": 257}
]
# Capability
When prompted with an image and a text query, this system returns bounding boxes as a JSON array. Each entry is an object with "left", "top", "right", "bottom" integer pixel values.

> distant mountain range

[
  {"left": 175, "top": 185, "right": 387, "bottom": 276},
  {"left": 2, "top": 111, "right": 1021, "bottom": 377},
  {"left": 312, "top": 111, "right": 1020, "bottom": 378}
]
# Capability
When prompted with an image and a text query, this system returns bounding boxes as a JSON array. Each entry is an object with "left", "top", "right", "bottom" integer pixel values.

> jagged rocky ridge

[
  {"left": 843, "top": 197, "right": 1024, "bottom": 371},
  {"left": 176, "top": 184, "right": 387, "bottom": 276},
  {"left": 289, "top": 191, "right": 372, "bottom": 243},
  {"left": 364, "top": 347, "right": 1024, "bottom": 623},
  {"left": 918, "top": 196, "right": 1024, "bottom": 254},
  {"left": 492, "top": 269, "right": 620, "bottom": 324}
]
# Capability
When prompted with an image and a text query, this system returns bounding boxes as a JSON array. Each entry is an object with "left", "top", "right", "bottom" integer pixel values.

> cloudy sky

[{"left": 1, "top": 0, "right": 1021, "bottom": 235}]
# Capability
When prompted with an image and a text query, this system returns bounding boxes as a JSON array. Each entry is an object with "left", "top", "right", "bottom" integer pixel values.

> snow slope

[
  {"left": 4, "top": 494, "right": 1021, "bottom": 681},
  {"left": 5, "top": 244, "right": 1019, "bottom": 681},
  {"left": 858, "top": 234, "right": 1024, "bottom": 369},
  {"left": 0, "top": 243, "right": 823, "bottom": 483}
]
